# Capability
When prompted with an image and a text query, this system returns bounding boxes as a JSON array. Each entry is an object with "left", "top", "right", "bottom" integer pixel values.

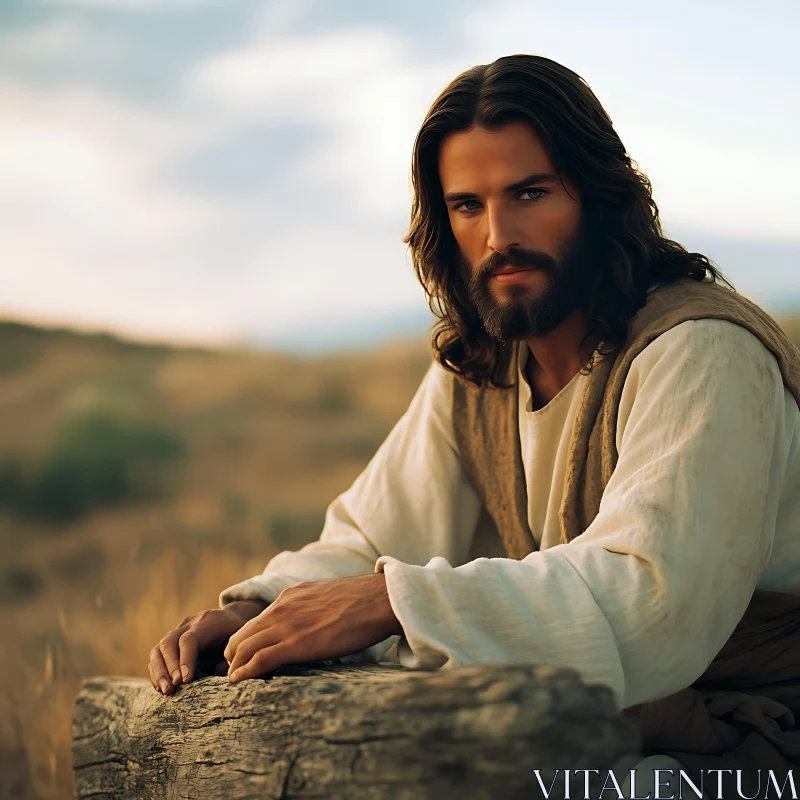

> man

[{"left": 150, "top": 55, "right": 800, "bottom": 795}]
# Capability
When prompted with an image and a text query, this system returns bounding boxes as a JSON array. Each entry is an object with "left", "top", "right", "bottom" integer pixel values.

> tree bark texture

[{"left": 72, "top": 661, "right": 641, "bottom": 800}]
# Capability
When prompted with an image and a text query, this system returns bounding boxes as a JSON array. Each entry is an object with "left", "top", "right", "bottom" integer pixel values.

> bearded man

[{"left": 150, "top": 55, "right": 800, "bottom": 797}]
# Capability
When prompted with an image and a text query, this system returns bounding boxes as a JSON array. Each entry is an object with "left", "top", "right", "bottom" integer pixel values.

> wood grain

[{"left": 72, "top": 661, "right": 641, "bottom": 800}]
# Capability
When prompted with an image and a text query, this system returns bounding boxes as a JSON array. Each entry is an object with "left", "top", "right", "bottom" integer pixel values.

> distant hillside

[{"left": 0, "top": 318, "right": 432, "bottom": 544}]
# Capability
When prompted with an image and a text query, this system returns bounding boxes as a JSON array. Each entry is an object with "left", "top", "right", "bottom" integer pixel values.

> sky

[{"left": 0, "top": 0, "right": 798, "bottom": 353}]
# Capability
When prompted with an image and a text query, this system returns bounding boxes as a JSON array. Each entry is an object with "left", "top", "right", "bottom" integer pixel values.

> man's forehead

[{"left": 438, "top": 122, "right": 555, "bottom": 192}]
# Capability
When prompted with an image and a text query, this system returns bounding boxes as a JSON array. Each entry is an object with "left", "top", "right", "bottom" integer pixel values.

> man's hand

[
  {"left": 148, "top": 599, "right": 268, "bottom": 695},
  {"left": 224, "top": 573, "right": 402, "bottom": 683}
]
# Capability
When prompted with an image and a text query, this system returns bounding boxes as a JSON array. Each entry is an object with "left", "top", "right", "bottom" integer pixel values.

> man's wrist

[
  {"left": 226, "top": 598, "right": 269, "bottom": 621},
  {"left": 375, "top": 573, "right": 404, "bottom": 637}
]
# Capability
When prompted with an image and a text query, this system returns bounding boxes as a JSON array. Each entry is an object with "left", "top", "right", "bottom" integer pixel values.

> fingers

[
  {"left": 177, "top": 628, "right": 199, "bottom": 685},
  {"left": 229, "top": 643, "right": 287, "bottom": 683},
  {"left": 159, "top": 630, "right": 184, "bottom": 689},
  {"left": 147, "top": 647, "right": 160, "bottom": 691},
  {"left": 149, "top": 608, "right": 248, "bottom": 694},
  {"left": 149, "top": 645, "right": 174, "bottom": 695},
  {"left": 150, "top": 624, "right": 190, "bottom": 694},
  {"left": 223, "top": 612, "right": 265, "bottom": 664},
  {"left": 227, "top": 628, "right": 281, "bottom": 677}
]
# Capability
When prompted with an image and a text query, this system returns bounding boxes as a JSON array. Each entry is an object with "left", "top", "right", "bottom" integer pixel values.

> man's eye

[
  {"left": 520, "top": 188, "right": 546, "bottom": 201},
  {"left": 453, "top": 189, "right": 545, "bottom": 212}
]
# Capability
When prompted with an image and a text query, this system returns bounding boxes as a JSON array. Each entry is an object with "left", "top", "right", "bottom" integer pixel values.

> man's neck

[{"left": 523, "top": 309, "right": 598, "bottom": 407}]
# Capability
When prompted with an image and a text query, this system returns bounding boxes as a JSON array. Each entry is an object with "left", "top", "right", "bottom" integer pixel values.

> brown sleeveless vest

[{"left": 451, "top": 278, "right": 800, "bottom": 787}]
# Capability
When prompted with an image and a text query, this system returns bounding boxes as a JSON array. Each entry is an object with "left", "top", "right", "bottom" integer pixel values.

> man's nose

[{"left": 486, "top": 205, "right": 521, "bottom": 254}]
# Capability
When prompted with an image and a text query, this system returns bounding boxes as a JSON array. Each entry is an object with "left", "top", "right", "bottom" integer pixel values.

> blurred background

[{"left": 0, "top": 1, "right": 798, "bottom": 797}]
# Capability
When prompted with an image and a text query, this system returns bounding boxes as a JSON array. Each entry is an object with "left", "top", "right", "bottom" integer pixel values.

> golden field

[
  {"left": 1, "top": 312, "right": 798, "bottom": 799},
  {"left": 0, "top": 320, "right": 430, "bottom": 799}
]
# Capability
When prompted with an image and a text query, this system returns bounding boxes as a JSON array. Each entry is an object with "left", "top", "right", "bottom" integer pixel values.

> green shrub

[
  {"left": 315, "top": 383, "right": 354, "bottom": 414},
  {"left": 0, "top": 410, "right": 184, "bottom": 523},
  {"left": 0, "top": 567, "right": 41, "bottom": 603},
  {"left": 222, "top": 493, "right": 248, "bottom": 525}
]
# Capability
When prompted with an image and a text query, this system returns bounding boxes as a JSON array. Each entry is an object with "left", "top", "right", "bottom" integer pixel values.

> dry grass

[{"left": 1, "top": 544, "right": 270, "bottom": 799}]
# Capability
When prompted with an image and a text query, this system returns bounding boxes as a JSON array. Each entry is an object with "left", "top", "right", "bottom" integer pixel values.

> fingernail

[
  {"left": 171, "top": 670, "right": 181, "bottom": 684},
  {"left": 229, "top": 670, "right": 238, "bottom": 683},
  {"left": 181, "top": 666, "right": 189, "bottom": 682},
  {"left": 159, "top": 679, "right": 170, "bottom": 693}
]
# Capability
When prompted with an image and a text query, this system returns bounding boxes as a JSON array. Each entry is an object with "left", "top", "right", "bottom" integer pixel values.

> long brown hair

[{"left": 404, "top": 54, "right": 730, "bottom": 387}]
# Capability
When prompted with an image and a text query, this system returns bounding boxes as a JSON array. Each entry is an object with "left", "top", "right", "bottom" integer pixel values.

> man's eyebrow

[{"left": 442, "top": 172, "right": 560, "bottom": 203}]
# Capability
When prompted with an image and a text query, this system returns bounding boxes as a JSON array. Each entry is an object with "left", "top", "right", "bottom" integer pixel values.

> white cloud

[
  {"left": 184, "top": 4, "right": 799, "bottom": 242},
  {"left": 0, "top": 77, "right": 425, "bottom": 345},
  {"left": 255, "top": 0, "right": 316, "bottom": 40},
  {"left": 0, "top": 80, "right": 236, "bottom": 341},
  {"left": 186, "top": 26, "right": 462, "bottom": 219},
  {"left": 459, "top": 0, "right": 800, "bottom": 242},
  {"left": 232, "top": 225, "right": 424, "bottom": 337},
  {"left": 0, "top": 81, "right": 222, "bottom": 242},
  {"left": 44, "top": 0, "right": 221, "bottom": 10},
  {"left": 624, "top": 126, "right": 799, "bottom": 243},
  {"left": 0, "top": 19, "right": 125, "bottom": 62}
]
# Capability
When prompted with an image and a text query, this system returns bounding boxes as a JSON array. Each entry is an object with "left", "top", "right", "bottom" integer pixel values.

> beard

[{"left": 458, "top": 216, "right": 595, "bottom": 342}]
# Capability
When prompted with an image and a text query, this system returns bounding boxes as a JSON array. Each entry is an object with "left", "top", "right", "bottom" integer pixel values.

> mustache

[{"left": 478, "top": 247, "right": 557, "bottom": 278}]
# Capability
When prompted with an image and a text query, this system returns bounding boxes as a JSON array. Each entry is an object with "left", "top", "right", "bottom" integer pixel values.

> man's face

[{"left": 438, "top": 121, "right": 593, "bottom": 341}]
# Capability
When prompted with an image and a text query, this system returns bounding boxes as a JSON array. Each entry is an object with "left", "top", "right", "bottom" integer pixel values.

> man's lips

[
  {"left": 489, "top": 265, "right": 540, "bottom": 284},
  {"left": 489, "top": 265, "right": 538, "bottom": 275},
  {"left": 489, "top": 264, "right": 539, "bottom": 275}
]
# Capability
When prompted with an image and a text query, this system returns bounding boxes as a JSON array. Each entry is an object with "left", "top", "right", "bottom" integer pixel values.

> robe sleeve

[
  {"left": 374, "top": 319, "right": 791, "bottom": 709},
  {"left": 218, "top": 358, "right": 483, "bottom": 659}
]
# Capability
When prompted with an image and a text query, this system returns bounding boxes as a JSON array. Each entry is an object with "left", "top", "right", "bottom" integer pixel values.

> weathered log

[{"left": 72, "top": 661, "right": 641, "bottom": 800}]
